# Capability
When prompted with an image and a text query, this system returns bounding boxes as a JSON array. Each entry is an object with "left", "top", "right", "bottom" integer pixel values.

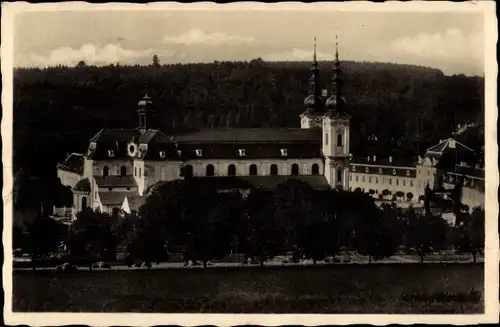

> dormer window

[
  {"left": 392, "top": 169, "right": 397, "bottom": 175},
  {"left": 352, "top": 166, "right": 356, "bottom": 172},
  {"left": 196, "top": 149, "right": 203, "bottom": 157},
  {"left": 281, "top": 148, "right": 288, "bottom": 157},
  {"left": 379, "top": 168, "right": 383, "bottom": 174},
  {"left": 108, "top": 150, "right": 115, "bottom": 157},
  {"left": 238, "top": 149, "right": 246, "bottom": 157},
  {"left": 159, "top": 151, "right": 166, "bottom": 159},
  {"left": 406, "top": 170, "right": 411, "bottom": 176},
  {"left": 365, "top": 167, "right": 369, "bottom": 173},
  {"left": 177, "top": 150, "right": 182, "bottom": 156}
]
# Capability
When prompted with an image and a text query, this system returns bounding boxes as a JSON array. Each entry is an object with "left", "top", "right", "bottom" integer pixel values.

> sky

[{"left": 13, "top": 9, "right": 485, "bottom": 76}]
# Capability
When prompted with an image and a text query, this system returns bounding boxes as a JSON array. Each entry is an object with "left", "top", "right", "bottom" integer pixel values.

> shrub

[
  {"left": 378, "top": 194, "right": 383, "bottom": 199},
  {"left": 382, "top": 189, "right": 390, "bottom": 196},
  {"left": 406, "top": 192, "right": 414, "bottom": 201},
  {"left": 368, "top": 189, "right": 375, "bottom": 195},
  {"left": 395, "top": 191, "right": 405, "bottom": 198},
  {"left": 418, "top": 195, "right": 425, "bottom": 202},
  {"left": 354, "top": 187, "right": 362, "bottom": 193}
]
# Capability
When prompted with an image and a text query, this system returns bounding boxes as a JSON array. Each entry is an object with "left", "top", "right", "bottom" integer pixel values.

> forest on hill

[{"left": 13, "top": 60, "right": 484, "bottom": 176}]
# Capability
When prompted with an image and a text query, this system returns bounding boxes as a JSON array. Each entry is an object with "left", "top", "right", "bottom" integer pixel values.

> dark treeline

[
  {"left": 15, "top": 179, "right": 485, "bottom": 270},
  {"left": 14, "top": 60, "right": 484, "bottom": 176}
]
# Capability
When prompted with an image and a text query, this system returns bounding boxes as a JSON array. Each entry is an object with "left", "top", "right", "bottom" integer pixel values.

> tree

[
  {"left": 272, "top": 179, "right": 319, "bottom": 255},
  {"left": 67, "top": 209, "right": 117, "bottom": 270},
  {"left": 406, "top": 192, "right": 414, "bottom": 201},
  {"left": 395, "top": 191, "right": 405, "bottom": 199},
  {"left": 453, "top": 208, "right": 484, "bottom": 263},
  {"left": 382, "top": 189, "right": 390, "bottom": 196},
  {"left": 404, "top": 212, "right": 448, "bottom": 263},
  {"left": 140, "top": 179, "right": 219, "bottom": 266},
  {"left": 152, "top": 54, "right": 160, "bottom": 68},
  {"left": 244, "top": 189, "right": 279, "bottom": 266},
  {"left": 27, "top": 215, "right": 62, "bottom": 271},
  {"left": 76, "top": 60, "right": 86, "bottom": 68}
]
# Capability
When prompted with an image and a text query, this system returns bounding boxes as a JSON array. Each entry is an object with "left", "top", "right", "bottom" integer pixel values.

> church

[{"left": 56, "top": 40, "right": 485, "bottom": 218}]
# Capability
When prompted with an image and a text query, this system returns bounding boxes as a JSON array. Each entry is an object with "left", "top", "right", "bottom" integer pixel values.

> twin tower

[{"left": 300, "top": 36, "right": 352, "bottom": 190}]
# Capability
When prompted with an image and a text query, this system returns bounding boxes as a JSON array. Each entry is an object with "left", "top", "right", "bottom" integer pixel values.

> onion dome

[
  {"left": 138, "top": 94, "right": 153, "bottom": 109},
  {"left": 304, "top": 94, "right": 324, "bottom": 107}
]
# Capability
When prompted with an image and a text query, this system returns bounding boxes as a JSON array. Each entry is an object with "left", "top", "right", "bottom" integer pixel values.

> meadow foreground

[{"left": 13, "top": 263, "right": 483, "bottom": 313}]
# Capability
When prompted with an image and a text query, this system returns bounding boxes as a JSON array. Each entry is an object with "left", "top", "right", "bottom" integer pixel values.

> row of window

[
  {"left": 324, "top": 133, "right": 344, "bottom": 147},
  {"left": 352, "top": 166, "right": 413, "bottom": 176},
  {"left": 350, "top": 174, "right": 414, "bottom": 187},
  {"left": 183, "top": 163, "right": 321, "bottom": 177}
]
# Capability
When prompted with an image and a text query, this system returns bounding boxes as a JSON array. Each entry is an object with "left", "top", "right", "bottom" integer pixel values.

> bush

[
  {"left": 368, "top": 189, "right": 375, "bottom": 195},
  {"left": 354, "top": 187, "right": 362, "bottom": 193},
  {"left": 382, "top": 189, "right": 390, "bottom": 196},
  {"left": 378, "top": 194, "right": 383, "bottom": 199},
  {"left": 406, "top": 192, "right": 414, "bottom": 201},
  {"left": 395, "top": 191, "right": 405, "bottom": 198},
  {"left": 419, "top": 195, "right": 425, "bottom": 202}
]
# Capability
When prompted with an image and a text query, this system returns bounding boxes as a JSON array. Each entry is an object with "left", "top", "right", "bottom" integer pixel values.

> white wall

[
  {"left": 57, "top": 169, "right": 82, "bottom": 189},
  {"left": 349, "top": 172, "right": 418, "bottom": 201},
  {"left": 182, "top": 158, "right": 324, "bottom": 177}
]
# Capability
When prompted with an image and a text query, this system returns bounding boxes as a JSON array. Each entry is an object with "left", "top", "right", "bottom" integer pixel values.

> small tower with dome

[
  {"left": 300, "top": 37, "right": 325, "bottom": 129},
  {"left": 137, "top": 94, "right": 155, "bottom": 133},
  {"left": 322, "top": 36, "right": 351, "bottom": 190}
]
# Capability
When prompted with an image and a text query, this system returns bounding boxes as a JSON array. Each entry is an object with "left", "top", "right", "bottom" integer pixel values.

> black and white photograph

[{"left": 2, "top": 1, "right": 498, "bottom": 325}]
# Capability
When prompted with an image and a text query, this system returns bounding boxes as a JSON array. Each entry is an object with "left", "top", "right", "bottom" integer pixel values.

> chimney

[
  {"left": 373, "top": 155, "right": 376, "bottom": 162},
  {"left": 389, "top": 156, "right": 393, "bottom": 163}
]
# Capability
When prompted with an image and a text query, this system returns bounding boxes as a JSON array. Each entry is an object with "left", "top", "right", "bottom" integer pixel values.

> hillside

[{"left": 13, "top": 61, "right": 484, "bottom": 176}]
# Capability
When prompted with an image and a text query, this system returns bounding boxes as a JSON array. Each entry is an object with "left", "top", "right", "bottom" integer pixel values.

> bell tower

[
  {"left": 300, "top": 37, "right": 325, "bottom": 129},
  {"left": 322, "top": 36, "right": 351, "bottom": 190},
  {"left": 137, "top": 94, "right": 155, "bottom": 133}
]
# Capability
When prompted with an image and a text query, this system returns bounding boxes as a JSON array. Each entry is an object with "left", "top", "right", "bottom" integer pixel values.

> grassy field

[{"left": 13, "top": 263, "right": 483, "bottom": 313}]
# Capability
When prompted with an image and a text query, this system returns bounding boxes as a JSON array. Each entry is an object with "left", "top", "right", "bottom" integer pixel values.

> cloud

[
  {"left": 16, "top": 44, "right": 159, "bottom": 67},
  {"left": 389, "top": 28, "right": 482, "bottom": 61},
  {"left": 262, "top": 48, "right": 333, "bottom": 62},
  {"left": 163, "top": 29, "right": 254, "bottom": 45}
]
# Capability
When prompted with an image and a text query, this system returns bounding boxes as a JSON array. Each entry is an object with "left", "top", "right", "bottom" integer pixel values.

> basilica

[{"left": 56, "top": 41, "right": 485, "bottom": 218}]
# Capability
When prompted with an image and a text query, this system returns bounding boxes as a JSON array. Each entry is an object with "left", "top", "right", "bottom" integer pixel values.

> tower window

[
  {"left": 312, "top": 164, "right": 319, "bottom": 175},
  {"left": 270, "top": 164, "right": 278, "bottom": 176},
  {"left": 206, "top": 164, "right": 215, "bottom": 177},
  {"left": 249, "top": 164, "right": 258, "bottom": 176},
  {"left": 325, "top": 133, "right": 329, "bottom": 145},
  {"left": 291, "top": 164, "right": 299, "bottom": 176},
  {"left": 280, "top": 149, "right": 288, "bottom": 157},
  {"left": 108, "top": 150, "right": 115, "bottom": 157},
  {"left": 337, "top": 133, "right": 343, "bottom": 146},
  {"left": 159, "top": 151, "right": 166, "bottom": 158},
  {"left": 103, "top": 166, "right": 109, "bottom": 177},
  {"left": 337, "top": 170, "right": 342, "bottom": 182},
  {"left": 228, "top": 164, "right": 236, "bottom": 176},
  {"left": 120, "top": 166, "right": 126, "bottom": 177}
]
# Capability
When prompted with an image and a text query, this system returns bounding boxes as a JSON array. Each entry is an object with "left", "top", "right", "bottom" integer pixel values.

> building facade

[{"left": 55, "top": 39, "right": 485, "bottom": 217}]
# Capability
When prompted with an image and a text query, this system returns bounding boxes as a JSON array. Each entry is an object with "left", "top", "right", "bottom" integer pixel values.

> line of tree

[
  {"left": 13, "top": 61, "right": 484, "bottom": 176},
  {"left": 13, "top": 178, "right": 485, "bottom": 270}
]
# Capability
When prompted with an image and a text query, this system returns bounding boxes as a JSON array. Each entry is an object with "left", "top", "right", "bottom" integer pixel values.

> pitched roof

[
  {"left": 137, "top": 129, "right": 173, "bottom": 145},
  {"left": 351, "top": 156, "right": 417, "bottom": 168},
  {"left": 94, "top": 175, "right": 137, "bottom": 188},
  {"left": 99, "top": 191, "right": 139, "bottom": 206},
  {"left": 57, "top": 153, "right": 84, "bottom": 175},
  {"left": 73, "top": 178, "right": 91, "bottom": 192},
  {"left": 172, "top": 128, "right": 322, "bottom": 144},
  {"left": 426, "top": 138, "right": 474, "bottom": 153},
  {"left": 125, "top": 195, "right": 147, "bottom": 212},
  {"left": 90, "top": 128, "right": 142, "bottom": 144}
]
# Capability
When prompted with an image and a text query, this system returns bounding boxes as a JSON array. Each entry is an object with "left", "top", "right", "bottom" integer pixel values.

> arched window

[
  {"left": 81, "top": 196, "right": 87, "bottom": 209},
  {"left": 206, "top": 164, "right": 215, "bottom": 177},
  {"left": 312, "top": 164, "right": 319, "bottom": 175},
  {"left": 337, "top": 170, "right": 342, "bottom": 182},
  {"left": 103, "top": 166, "right": 109, "bottom": 177},
  {"left": 228, "top": 164, "right": 236, "bottom": 176},
  {"left": 183, "top": 165, "right": 193, "bottom": 178},
  {"left": 120, "top": 166, "right": 126, "bottom": 177},
  {"left": 337, "top": 133, "right": 343, "bottom": 146},
  {"left": 249, "top": 164, "right": 258, "bottom": 176},
  {"left": 270, "top": 164, "right": 278, "bottom": 176},
  {"left": 291, "top": 164, "right": 299, "bottom": 176}
]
